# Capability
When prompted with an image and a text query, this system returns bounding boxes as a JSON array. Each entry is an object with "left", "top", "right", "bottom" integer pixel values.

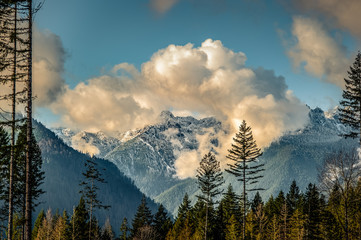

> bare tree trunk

[
  {"left": 88, "top": 179, "right": 94, "bottom": 240},
  {"left": 243, "top": 159, "right": 246, "bottom": 240},
  {"left": 24, "top": 0, "right": 33, "bottom": 239},
  {"left": 7, "top": 3, "right": 17, "bottom": 239}
]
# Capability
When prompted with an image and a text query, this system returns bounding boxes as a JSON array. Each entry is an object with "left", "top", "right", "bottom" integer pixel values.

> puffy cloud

[
  {"left": 46, "top": 39, "right": 309, "bottom": 178},
  {"left": 292, "top": 0, "right": 361, "bottom": 40},
  {"left": 0, "top": 27, "right": 66, "bottom": 113},
  {"left": 149, "top": 0, "right": 180, "bottom": 14},
  {"left": 287, "top": 17, "right": 351, "bottom": 87},
  {"left": 33, "top": 27, "right": 66, "bottom": 106},
  {"left": 52, "top": 39, "right": 308, "bottom": 144}
]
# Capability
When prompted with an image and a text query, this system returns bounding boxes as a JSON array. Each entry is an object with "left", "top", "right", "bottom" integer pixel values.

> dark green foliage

[
  {"left": 304, "top": 183, "right": 324, "bottom": 240},
  {"left": 0, "top": 126, "right": 10, "bottom": 221},
  {"left": 338, "top": 51, "right": 361, "bottom": 145},
  {"left": 31, "top": 209, "right": 44, "bottom": 240},
  {"left": 131, "top": 195, "right": 153, "bottom": 238},
  {"left": 176, "top": 193, "right": 191, "bottom": 222},
  {"left": 71, "top": 197, "right": 89, "bottom": 240},
  {"left": 286, "top": 180, "right": 301, "bottom": 215},
  {"left": 251, "top": 191, "right": 263, "bottom": 212},
  {"left": 153, "top": 204, "right": 172, "bottom": 240}
]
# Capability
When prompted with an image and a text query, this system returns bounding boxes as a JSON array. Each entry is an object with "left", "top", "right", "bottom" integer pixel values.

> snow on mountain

[{"left": 53, "top": 107, "right": 358, "bottom": 216}]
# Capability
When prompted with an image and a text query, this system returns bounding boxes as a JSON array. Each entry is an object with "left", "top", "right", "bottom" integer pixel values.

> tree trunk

[
  {"left": 243, "top": 159, "right": 246, "bottom": 240},
  {"left": 8, "top": 3, "right": 17, "bottom": 239},
  {"left": 24, "top": 0, "right": 33, "bottom": 239}
]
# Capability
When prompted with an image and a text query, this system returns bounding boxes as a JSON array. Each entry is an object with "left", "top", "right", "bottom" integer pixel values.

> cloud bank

[
  {"left": 29, "top": 35, "right": 309, "bottom": 177},
  {"left": 286, "top": 17, "right": 351, "bottom": 87},
  {"left": 50, "top": 39, "right": 308, "bottom": 148},
  {"left": 293, "top": 0, "right": 361, "bottom": 40}
]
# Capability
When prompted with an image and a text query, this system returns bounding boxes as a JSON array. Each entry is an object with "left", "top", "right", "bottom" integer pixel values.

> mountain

[
  {"left": 32, "top": 120, "right": 158, "bottom": 234},
  {"left": 53, "top": 108, "right": 358, "bottom": 216}
]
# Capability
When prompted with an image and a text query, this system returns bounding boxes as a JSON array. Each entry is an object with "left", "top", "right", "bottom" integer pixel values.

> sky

[{"left": 27, "top": 0, "right": 361, "bottom": 150}]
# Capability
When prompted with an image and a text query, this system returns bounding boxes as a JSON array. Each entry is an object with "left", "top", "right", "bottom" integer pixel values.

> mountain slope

[
  {"left": 54, "top": 108, "right": 358, "bottom": 216},
  {"left": 32, "top": 120, "right": 158, "bottom": 233}
]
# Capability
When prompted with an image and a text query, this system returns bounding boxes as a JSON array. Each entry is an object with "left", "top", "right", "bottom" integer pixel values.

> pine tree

[
  {"left": 338, "top": 51, "right": 361, "bottom": 146},
  {"left": 79, "top": 156, "right": 110, "bottom": 240},
  {"left": 0, "top": 126, "right": 10, "bottom": 220},
  {"left": 32, "top": 209, "right": 44, "bottom": 240},
  {"left": 196, "top": 151, "right": 224, "bottom": 240},
  {"left": 101, "top": 218, "right": 114, "bottom": 240},
  {"left": 286, "top": 180, "right": 301, "bottom": 216},
  {"left": 225, "top": 214, "right": 240, "bottom": 240},
  {"left": 71, "top": 197, "right": 89, "bottom": 240},
  {"left": 226, "top": 120, "right": 264, "bottom": 238},
  {"left": 119, "top": 217, "right": 129, "bottom": 240},
  {"left": 131, "top": 195, "right": 153, "bottom": 238},
  {"left": 176, "top": 193, "right": 192, "bottom": 222},
  {"left": 304, "top": 183, "right": 323, "bottom": 240},
  {"left": 153, "top": 204, "right": 172, "bottom": 240}
]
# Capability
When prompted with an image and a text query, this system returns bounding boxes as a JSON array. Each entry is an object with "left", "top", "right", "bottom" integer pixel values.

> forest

[{"left": 1, "top": 0, "right": 361, "bottom": 239}]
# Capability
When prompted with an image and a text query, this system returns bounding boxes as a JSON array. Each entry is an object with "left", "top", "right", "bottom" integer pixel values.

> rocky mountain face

[
  {"left": 32, "top": 120, "right": 158, "bottom": 234},
  {"left": 53, "top": 108, "right": 358, "bottom": 216}
]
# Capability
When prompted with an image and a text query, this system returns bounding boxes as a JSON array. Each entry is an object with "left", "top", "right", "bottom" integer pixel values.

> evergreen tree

[
  {"left": 101, "top": 218, "right": 114, "bottom": 240},
  {"left": 225, "top": 214, "right": 240, "bottom": 240},
  {"left": 286, "top": 180, "right": 301, "bottom": 216},
  {"left": 338, "top": 51, "right": 361, "bottom": 146},
  {"left": 0, "top": 127, "right": 10, "bottom": 220},
  {"left": 196, "top": 151, "right": 224, "bottom": 240},
  {"left": 226, "top": 120, "right": 264, "bottom": 239},
  {"left": 131, "top": 195, "right": 153, "bottom": 238},
  {"left": 176, "top": 193, "right": 191, "bottom": 222},
  {"left": 251, "top": 192, "right": 263, "bottom": 212},
  {"left": 79, "top": 156, "right": 110, "bottom": 240},
  {"left": 153, "top": 204, "right": 172, "bottom": 240},
  {"left": 32, "top": 209, "right": 44, "bottom": 240},
  {"left": 71, "top": 197, "right": 89, "bottom": 240},
  {"left": 119, "top": 217, "right": 129, "bottom": 240},
  {"left": 304, "top": 183, "right": 323, "bottom": 240}
]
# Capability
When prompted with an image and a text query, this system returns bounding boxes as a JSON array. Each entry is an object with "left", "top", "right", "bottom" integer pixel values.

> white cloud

[
  {"left": 287, "top": 16, "right": 351, "bottom": 87},
  {"left": 293, "top": 0, "right": 361, "bottom": 40}
]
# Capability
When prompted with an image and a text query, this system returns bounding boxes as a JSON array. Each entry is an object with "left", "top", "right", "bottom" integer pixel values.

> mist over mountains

[{"left": 52, "top": 107, "right": 358, "bottom": 215}]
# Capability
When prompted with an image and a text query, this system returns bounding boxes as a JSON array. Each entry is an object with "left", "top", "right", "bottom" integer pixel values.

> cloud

[
  {"left": 286, "top": 17, "right": 351, "bottom": 87},
  {"left": 33, "top": 27, "right": 67, "bottom": 106},
  {"left": 292, "top": 0, "right": 361, "bottom": 40},
  {"left": 71, "top": 133, "right": 100, "bottom": 156},
  {"left": 0, "top": 27, "right": 66, "bottom": 114},
  {"left": 149, "top": 0, "right": 180, "bottom": 14},
  {"left": 52, "top": 39, "right": 308, "bottom": 145}
]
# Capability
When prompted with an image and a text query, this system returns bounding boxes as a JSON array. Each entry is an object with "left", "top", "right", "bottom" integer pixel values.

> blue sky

[{"left": 32, "top": 0, "right": 360, "bottom": 145}]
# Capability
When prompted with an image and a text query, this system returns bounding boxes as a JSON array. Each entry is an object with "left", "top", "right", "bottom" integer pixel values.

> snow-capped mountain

[
  {"left": 53, "top": 107, "right": 358, "bottom": 216},
  {"left": 53, "top": 110, "right": 224, "bottom": 198}
]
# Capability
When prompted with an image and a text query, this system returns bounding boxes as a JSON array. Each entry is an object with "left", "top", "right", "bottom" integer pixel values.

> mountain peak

[{"left": 159, "top": 110, "right": 175, "bottom": 120}]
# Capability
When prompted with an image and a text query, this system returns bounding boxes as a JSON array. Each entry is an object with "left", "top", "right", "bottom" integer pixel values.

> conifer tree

[
  {"left": 119, "top": 217, "right": 129, "bottom": 240},
  {"left": 226, "top": 120, "right": 264, "bottom": 238},
  {"left": 153, "top": 204, "right": 172, "bottom": 240},
  {"left": 32, "top": 209, "right": 44, "bottom": 239},
  {"left": 196, "top": 151, "right": 224, "bottom": 240},
  {"left": 176, "top": 193, "right": 191, "bottom": 222},
  {"left": 71, "top": 197, "right": 89, "bottom": 240},
  {"left": 101, "top": 218, "right": 114, "bottom": 240},
  {"left": 131, "top": 195, "right": 153, "bottom": 238},
  {"left": 286, "top": 180, "right": 301, "bottom": 216},
  {"left": 338, "top": 51, "right": 361, "bottom": 146},
  {"left": 79, "top": 156, "right": 110, "bottom": 240}
]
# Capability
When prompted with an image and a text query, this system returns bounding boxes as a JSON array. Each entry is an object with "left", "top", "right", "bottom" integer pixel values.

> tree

[
  {"left": 131, "top": 195, "right": 153, "bottom": 238},
  {"left": 226, "top": 120, "right": 264, "bottom": 239},
  {"left": 71, "top": 197, "right": 89, "bottom": 240},
  {"left": 119, "top": 217, "right": 129, "bottom": 240},
  {"left": 196, "top": 151, "right": 224, "bottom": 240},
  {"left": 286, "top": 180, "right": 301, "bottom": 216},
  {"left": 319, "top": 149, "right": 361, "bottom": 240},
  {"left": 32, "top": 209, "right": 44, "bottom": 239},
  {"left": 79, "top": 156, "right": 109, "bottom": 240},
  {"left": 338, "top": 51, "right": 361, "bottom": 146},
  {"left": 153, "top": 204, "right": 172, "bottom": 240},
  {"left": 101, "top": 218, "right": 114, "bottom": 240}
]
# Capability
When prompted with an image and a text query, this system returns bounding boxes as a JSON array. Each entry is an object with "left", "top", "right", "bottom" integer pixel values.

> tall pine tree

[
  {"left": 338, "top": 51, "right": 361, "bottom": 146},
  {"left": 196, "top": 151, "right": 224, "bottom": 240},
  {"left": 226, "top": 120, "right": 264, "bottom": 239}
]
